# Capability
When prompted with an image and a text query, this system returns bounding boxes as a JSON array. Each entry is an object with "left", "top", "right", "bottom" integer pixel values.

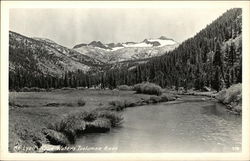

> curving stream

[{"left": 74, "top": 96, "right": 241, "bottom": 153}]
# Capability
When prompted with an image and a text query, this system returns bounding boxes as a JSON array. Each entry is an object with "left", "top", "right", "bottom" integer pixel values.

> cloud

[{"left": 10, "top": 8, "right": 230, "bottom": 48}]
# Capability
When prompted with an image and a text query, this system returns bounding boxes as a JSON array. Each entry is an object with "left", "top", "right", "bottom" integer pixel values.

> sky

[{"left": 10, "top": 8, "right": 231, "bottom": 48}]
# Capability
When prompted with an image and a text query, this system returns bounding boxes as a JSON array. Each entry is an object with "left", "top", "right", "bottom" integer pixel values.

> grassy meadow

[
  {"left": 9, "top": 82, "right": 241, "bottom": 152},
  {"left": 9, "top": 87, "right": 177, "bottom": 152}
]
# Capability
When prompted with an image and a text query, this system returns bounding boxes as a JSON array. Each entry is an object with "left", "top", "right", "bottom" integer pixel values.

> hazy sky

[{"left": 10, "top": 8, "right": 231, "bottom": 48}]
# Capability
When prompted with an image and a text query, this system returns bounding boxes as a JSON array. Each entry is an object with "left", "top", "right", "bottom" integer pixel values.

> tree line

[{"left": 9, "top": 8, "right": 242, "bottom": 92}]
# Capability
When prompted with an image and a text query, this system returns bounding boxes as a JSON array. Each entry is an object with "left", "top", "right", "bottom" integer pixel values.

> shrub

[
  {"left": 85, "top": 118, "right": 111, "bottom": 133},
  {"left": 160, "top": 94, "right": 176, "bottom": 102},
  {"left": 9, "top": 101, "right": 29, "bottom": 108},
  {"left": 109, "top": 99, "right": 140, "bottom": 110},
  {"left": 45, "top": 102, "right": 74, "bottom": 107},
  {"left": 216, "top": 83, "right": 242, "bottom": 114},
  {"left": 109, "top": 100, "right": 126, "bottom": 111},
  {"left": 48, "top": 109, "right": 123, "bottom": 143},
  {"left": 42, "top": 129, "right": 69, "bottom": 146},
  {"left": 45, "top": 103, "right": 60, "bottom": 107},
  {"left": 49, "top": 114, "right": 86, "bottom": 143},
  {"left": 133, "top": 82, "right": 162, "bottom": 96},
  {"left": 19, "top": 87, "right": 47, "bottom": 92},
  {"left": 124, "top": 99, "right": 138, "bottom": 107},
  {"left": 216, "top": 83, "right": 242, "bottom": 104},
  {"left": 47, "top": 88, "right": 55, "bottom": 92},
  {"left": 77, "top": 87, "right": 85, "bottom": 90},
  {"left": 117, "top": 85, "right": 132, "bottom": 91},
  {"left": 61, "top": 87, "right": 75, "bottom": 90},
  {"left": 77, "top": 99, "right": 86, "bottom": 106},
  {"left": 20, "top": 87, "right": 31, "bottom": 92},
  {"left": 149, "top": 96, "right": 162, "bottom": 103},
  {"left": 95, "top": 110, "right": 123, "bottom": 127}
]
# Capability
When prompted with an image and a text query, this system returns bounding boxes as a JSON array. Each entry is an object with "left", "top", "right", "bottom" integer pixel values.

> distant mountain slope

[
  {"left": 73, "top": 37, "right": 179, "bottom": 63},
  {"left": 98, "top": 8, "right": 242, "bottom": 90},
  {"left": 9, "top": 31, "right": 105, "bottom": 77}
]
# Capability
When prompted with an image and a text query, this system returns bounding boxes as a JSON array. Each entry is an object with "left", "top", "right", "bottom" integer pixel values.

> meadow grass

[
  {"left": 48, "top": 109, "right": 123, "bottom": 143},
  {"left": 9, "top": 88, "right": 175, "bottom": 152}
]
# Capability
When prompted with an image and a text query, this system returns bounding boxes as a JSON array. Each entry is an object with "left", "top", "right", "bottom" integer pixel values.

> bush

[
  {"left": 42, "top": 129, "right": 69, "bottom": 146},
  {"left": 216, "top": 83, "right": 242, "bottom": 104},
  {"left": 61, "top": 87, "right": 75, "bottom": 90},
  {"left": 124, "top": 99, "right": 138, "bottom": 107},
  {"left": 95, "top": 110, "right": 123, "bottom": 127},
  {"left": 45, "top": 102, "right": 74, "bottom": 107},
  {"left": 133, "top": 82, "right": 162, "bottom": 96},
  {"left": 216, "top": 83, "right": 242, "bottom": 114},
  {"left": 9, "top": 101, "right": 29, "bottom": 108},
  {"left": 49, "top": 114, "right": 86, "bottom": 143},
  {"left": 85, "top": 118, "right": 111, "bottom": 133},
  {"left": 20, "top": 87, "right": 47, "bottom": 92},
  {"left": 160, "top": 94, "right": 176, "bottom": 102},
  {"left": 77, "top": 99, "right": 86, "bottom": 106},
  {"left": 48, "top": 109, "right": 123, "bottom": 143},
  {"left": 76, "top": 87, "right": 85, "bottom": 90},
  {"left": 109, "top": 99, "right": 140, "bottom": 111},
  {"left": 47, "top": 88, "right": 55, "bottom": 92},
  {"left": 117, "top": 85, "right": 132, "bottom": 91},
  {"left": 149, "top": 96, "right": 162, "bottom": 103},
  {"left": 20, "top": 87, "right": 31, "bottom": 92},
  {"left": 109, "top": 100, "right": 126, "bottom": 111}
]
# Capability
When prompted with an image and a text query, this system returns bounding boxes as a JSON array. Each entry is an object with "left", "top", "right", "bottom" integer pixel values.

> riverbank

[
  {"left": 172, "top": 84, "right": 242, "bottom": 115},
  {"left": 9, "top": 89, "right": 177, "bottom": 152}
]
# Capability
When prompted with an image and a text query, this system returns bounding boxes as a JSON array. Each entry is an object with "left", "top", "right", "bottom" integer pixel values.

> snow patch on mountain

[
  {"left": 147, "top": 39, "right": 177, "bottom": 47},
  {"left": 122, "top": 42, "right": 152, "bottom": 48},
  {"left": 73, "top": 36, "right": 179, "bottom": 63}
]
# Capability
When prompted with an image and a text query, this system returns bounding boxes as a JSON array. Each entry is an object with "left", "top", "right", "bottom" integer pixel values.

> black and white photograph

[{"left": 1, "top": 1, "right": 250, "bottom": 160}]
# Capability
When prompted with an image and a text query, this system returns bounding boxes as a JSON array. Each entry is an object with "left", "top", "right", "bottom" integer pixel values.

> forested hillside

[
  {"left": 99, "top": 8, "right": 242, "bottom": 91},
  {"left": 9, "top": 8, "right": 242, "bottom": 91}
]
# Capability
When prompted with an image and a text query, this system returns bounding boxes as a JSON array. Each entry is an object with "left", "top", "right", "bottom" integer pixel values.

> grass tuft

[
  {"left": 95, "top": 110, "right": 124, "bottom": 127},
  {"left": 48, "top": 109, "right": 123, "bottom": 143}
]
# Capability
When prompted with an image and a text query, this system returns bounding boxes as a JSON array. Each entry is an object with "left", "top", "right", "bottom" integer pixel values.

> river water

[{"left": 74, "top": 96, "right": 241, "bottom": 153}]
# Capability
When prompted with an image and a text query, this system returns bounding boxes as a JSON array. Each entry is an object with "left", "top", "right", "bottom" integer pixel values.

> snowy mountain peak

[{"left": 73, "top": 36, "right": 179, "bottom": 63}]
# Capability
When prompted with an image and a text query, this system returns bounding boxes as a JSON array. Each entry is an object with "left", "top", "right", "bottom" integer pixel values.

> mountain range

[
  {"left": 9, "top": 9, "right": 242, "bottom": 92},
  {"left": 9, "top": 31, "right": 178, "bottom": 77},
  {"left": 73, "top": 36, "right": 178, "bottom": 63}
]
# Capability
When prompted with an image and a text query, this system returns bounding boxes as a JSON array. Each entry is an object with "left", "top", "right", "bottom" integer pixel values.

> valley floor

[
  {"left": 8, "top": 85, "right": 242, "bottom": 152},
  {"left": 8, "top": 89, "right": 176, "bottom": 152}
]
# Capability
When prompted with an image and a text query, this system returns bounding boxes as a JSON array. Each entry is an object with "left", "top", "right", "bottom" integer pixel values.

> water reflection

[{"left": 74, "top": 96, "right": 241, "bottom": 153}]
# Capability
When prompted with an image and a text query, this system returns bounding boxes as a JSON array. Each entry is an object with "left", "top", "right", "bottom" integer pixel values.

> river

[{"left": 74, "top": 96, "right": 241, "bottom": 153}]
